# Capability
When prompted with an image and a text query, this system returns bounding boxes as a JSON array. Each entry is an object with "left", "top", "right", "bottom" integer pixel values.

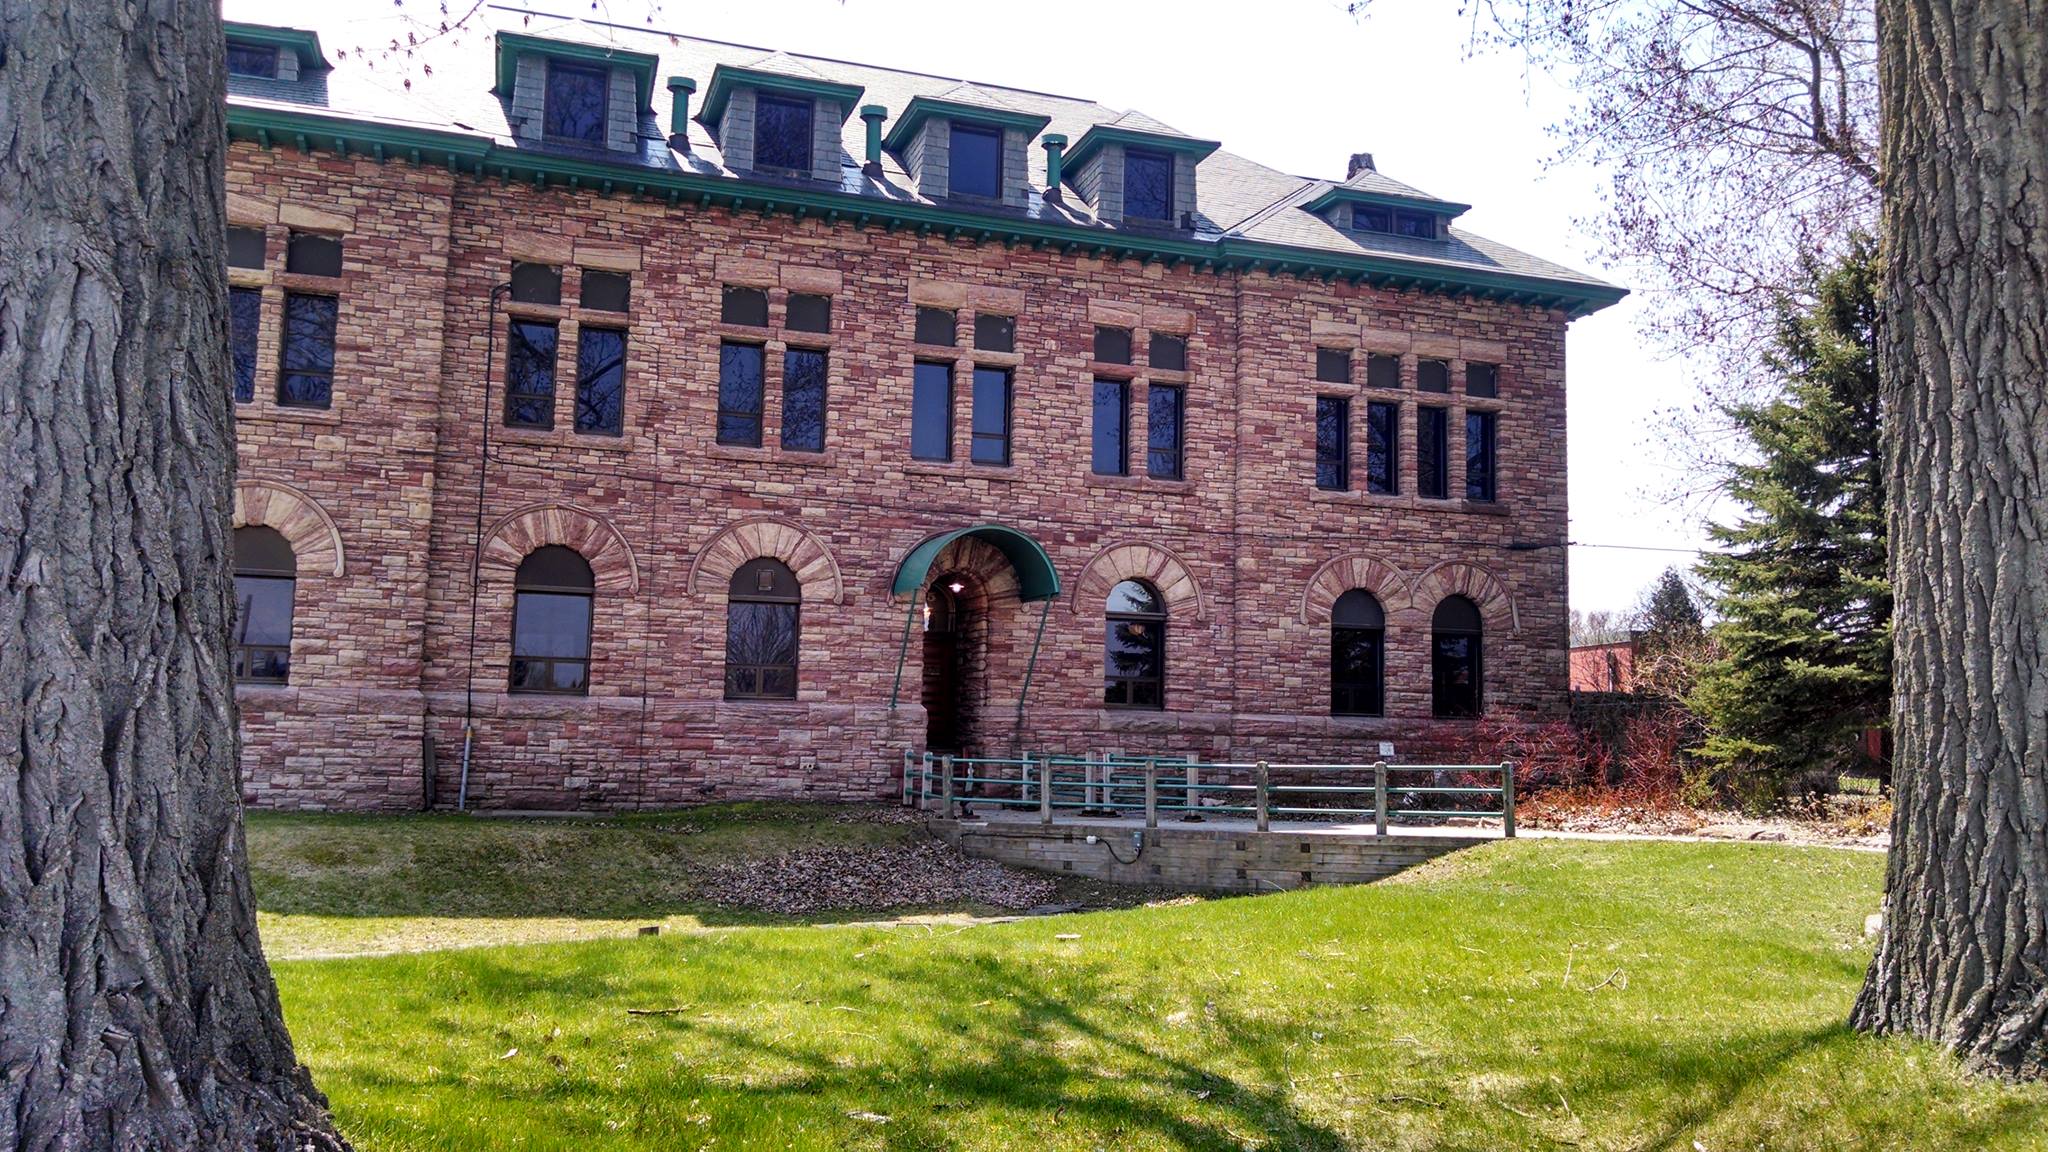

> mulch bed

[{"left": 703, "top": 838, "right": 1059, "bottom": 915}]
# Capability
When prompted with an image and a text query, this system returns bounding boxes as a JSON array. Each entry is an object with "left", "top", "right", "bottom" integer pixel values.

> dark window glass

[
  {"left": 580, "top": 269, "right": 631, "bottom": 312},
  {"left": 1418, "top": 406, "right": 1449, "bottom": 498},
  {"left": 544, "top": 61, "right": 608, "bottom": 145},
  {"left": 721, "top": 285, "right": 769, "bottom": 327},
  {"left": 1150, "top": 333, "right": 1187, "bottom": 372},
  {"left": 229, "top": 287, "right": 261, "bottom": 404},
  {"left": 285, "top": 232, "right": 342, "bottom": 277},
  {"left": 1418, "top": 359, "right": 1450, "bottom": 393},
  {"left": 951, "top": 122, "right": 1003, "bottom": 199},
  {"left": 915, "top": 307, "right": 957, "bottom": 347},
  {"left": 717, "top": 342, "right": 764, "bottom": 446},
  {"left": 1396, "top": 211, "right": 1438, "bottom": 239},
  {"left": 1432, "top": 595, "right": 1483, "bottom": 717},
  {"left": 1124, "top": 148, "right": 1174, "bottom": 222},
  {"left": 782, "top": 347, "right": 828, "bottom": 452},
  {"left": 1104, "top": 579, "right": 1165, "bottom": 709},
  {"left": 226, "top": 41, "right": 279, "bottom": 78},
  {"left": 1466, "top": 362, "right": 1499, "bottom": 398},
  {"left": 911, "top": 361, "right": 953, "bottom": 460},
  {"left": 1353, "top": 204, "right": 1393, "bottom": 233},
  {"left": 1095, "top": 326, "right": 1132, "bottom": 365},
  {"left": 1147, "top": 383, "right": 1184, "bottom": 480},
  {"left": 1316, "top": 396, "right": 1349, "bottom": 491},
  {"left": 1466, "top": 410, "right": 1498, "bottom": 502},
  {"left": 1367, "top": 353, "right": 1401, "bottom": 390},
  {"left": 232, "top": 526, "right": 294, "bottom": 684},
  {"left": 227, "top": 226, "right": 267, "bottom": 269},
  {"left": 974, "top": 313, "right": 1014, "bottom": 353},
  {"left": 1316, "top": 348, "right": 1351, "bottom": 384},
  {"left": 511, "top": 262, "right": 562, "bottom": 306},
  {"left": 725, "top": 558, "right": 800, "bottom": 700},
  {"left": 787, "top": 293, "right": 832, "bottom": 334},
  {"left": 510, "top": 547, "right": 594, "bottom": 696},
  {"left": 503, "top": 319, "right": 558, "bottom": 429},
  {"left": 755, "top": 93, "right": 814, "bottom": 171},
  {"left": 1365, "top": 401, "right": 1398, "bottom": 495},
  {"left": 1091, "top": 378, "right": 1128, "bottom": 476},
  {"left": 970, "top": 366, "right": 1011, "bottom": 465},
  {"left": 1331, "top": 589, "right": 1386, "bottom": 717},
  {"left": 277, "top": 294, "right": 337, "bottom": 408},
  {"left": 573, "top": 327, "right": 625, "bottom": 435}
]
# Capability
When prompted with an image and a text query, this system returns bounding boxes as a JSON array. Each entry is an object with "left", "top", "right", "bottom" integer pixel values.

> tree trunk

[
  {"left": 1852, "top": 0, "right": 2048, "bottom": 1080},
  {"left": 0, "top": 2, "right": 349, "bottom": 1146}
]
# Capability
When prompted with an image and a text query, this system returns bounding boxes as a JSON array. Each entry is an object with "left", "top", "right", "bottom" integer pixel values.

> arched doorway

[{"left": 921, "top": 574, "right": 969, "bottom": 752}]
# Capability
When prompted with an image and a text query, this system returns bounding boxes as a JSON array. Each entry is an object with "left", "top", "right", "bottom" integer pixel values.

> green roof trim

[
  {"left": 1302, "top": 186, "right": 1471, "bottom": 221},
  {"left": 892, "top": 526, "right": 1062, "bottom": 602},
  {"left": 222, "top": 103, "right": 1627, "bottom": 317},
  {"left": 225, "top": 22, "right": 326, "bottom": 71},
  {"left": 1062, "top": 124, "right": 1221, "bottom": 176},
  {"left": 698, "top": 65, "right": 865, "bottom": 127},
  {"left": 881, "top": 97, "right": 1052, "bottom": 155},
  {"left": 493, "top": 32, "right": 660, "bottom": 111}
]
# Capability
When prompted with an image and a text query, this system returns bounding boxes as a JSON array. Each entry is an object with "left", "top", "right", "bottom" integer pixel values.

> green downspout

[
  {"left": 888, "top": 587, "right": 922, "bottom": 710},
  {"left": 1011, "top": 598, "right": 1053, "bottom": 751}
]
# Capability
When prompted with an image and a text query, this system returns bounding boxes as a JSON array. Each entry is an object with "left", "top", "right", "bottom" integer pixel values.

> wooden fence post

[
  {"left": 1144, "top": 759, "right": 1159, "bottom": 831},
  {"left": 1255, "top": 760, "right": 1271, "bottom": 832},
  {"left": 1039, "top": 755, "right": 1053, "bottom": 825},
  {"left": 941, "top": 754, "right": 956, "bottom": 820},
  {"left": 1373, "top": 760, "right": 1388, "bottom": 837},
  {"left": 1184, "top": 754, "right": 1203, "bottom": 822},
  {"left": 1501, "top": 760, "right": 1516, "bottom": 839},
  {"left": 918, "top": 752, "right": 933, "bottom": 811}
]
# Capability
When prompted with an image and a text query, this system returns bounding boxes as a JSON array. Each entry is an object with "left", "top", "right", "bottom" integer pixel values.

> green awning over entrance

[{"left": 891, "top": 525, "right": 1062, "bottom": 602}]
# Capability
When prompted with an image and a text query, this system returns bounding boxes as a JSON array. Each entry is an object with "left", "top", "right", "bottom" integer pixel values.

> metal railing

[{"left": 901, "top": 751, "right": 1516, "bottom": 837}]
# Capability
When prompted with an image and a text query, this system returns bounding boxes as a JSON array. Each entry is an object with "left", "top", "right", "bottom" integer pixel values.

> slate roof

[{"left": 222, "top": 1, "right": 1623, "bottom": 310}]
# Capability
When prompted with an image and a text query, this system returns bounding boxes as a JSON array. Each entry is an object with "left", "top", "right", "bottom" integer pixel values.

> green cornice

[
  {"left": 225, "top": 22, "right": 326, "bottom": 71},
  {"left": 880, "top": 97, "right": 1052, "bottom": 154},
  {"left": 698, "top": 66, "right": 865, "bottom": 127},
  {"left": 1062, "top": 124, "right": 1221, "bottom": 176},
  {"left": 1301, "top": 186, "right": 1472, "bottom": 220},
  {"left": 223, "top": 102, "right": 1626, "bottom": 317},
  {"left": 493, "top": 32, "right": 659, "bottom": 111}
]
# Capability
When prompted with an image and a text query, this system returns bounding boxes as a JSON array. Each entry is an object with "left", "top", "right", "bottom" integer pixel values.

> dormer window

[
  {"left": 1396, "top": 211, "right": 1438, "bottom": 239},
  {"left": 545, "top": 61, "right": 609, "bottom": 146},
  {"left": 1351, "top": 204, "right": 1439, "bottom": 240},
  {"left": 755, "top": 93, "right": 815, "bottom": 172},
  {"left": 1124, "top": 148, "right": 1175, "bottom": 222},
  {"left": 226, "top": 40, "right": 278, "bottom": 79},
  {"left": 951, "top": 123, "right": 1003, "bottom": 199}
]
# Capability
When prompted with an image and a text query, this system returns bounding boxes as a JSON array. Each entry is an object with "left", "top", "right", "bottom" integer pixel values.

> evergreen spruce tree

[{"left": 1690, "top": 238, "right": 1889, "bottom": 786}]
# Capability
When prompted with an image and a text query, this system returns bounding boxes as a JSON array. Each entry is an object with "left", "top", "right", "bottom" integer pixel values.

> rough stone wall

[{"left": 226, "top": 142, "right": 1573, "bottom": 812}]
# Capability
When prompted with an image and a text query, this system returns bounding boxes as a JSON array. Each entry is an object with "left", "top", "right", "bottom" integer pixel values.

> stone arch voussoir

[
  {"left": 1409, "top": 559, "right": 1520, "bottom": 633},
  {"left": 481, "top": 502, "right": 640, "bottom": 594},
  {"left": 1299, "top": 553, "right": 1410, "bottom": 625},
  {"left": 1070, "top": 540, "right": 1204, "bottom": 620},
  {"left": 688, "top": 516, "right": 844, "bottom": 603},
  {"left": 233, "top": 480, "right": 345, "bottom": 577}
]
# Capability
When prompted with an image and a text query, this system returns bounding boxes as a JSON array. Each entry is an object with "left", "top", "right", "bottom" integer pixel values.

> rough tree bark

[
  {"left": 0, "top": 1, "right": 349, "bottom": 1146},
  {"left": 1851, "top": 0, "right": 2048, "bottom": 1079}
]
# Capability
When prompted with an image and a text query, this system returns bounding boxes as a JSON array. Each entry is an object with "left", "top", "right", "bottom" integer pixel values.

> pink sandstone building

[{"left": 218, "top": 8, "right": 1624, "bottom": 811}]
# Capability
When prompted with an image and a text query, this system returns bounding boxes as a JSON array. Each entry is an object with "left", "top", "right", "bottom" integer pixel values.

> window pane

[
  {"left": 911, "top": 361, "right": 953, "bottom": 460},
  {"left": 1433, "top": 633, "right": 1481, "bottom": 717},
  {"left": 1367, "top": 353, "right": 1401, "bottom": 390},
  {"left": 725, "top": 601, "right": 799, "bottom": 700},
  {"left": 227, "top": 226, "right": 266, "bottom": 269},
  {"left": 544, "top": 61, "right": 608, "bottom": 145},
  {"left": 718, "top": 342, "right": 764, "bottom": 446},
  {"left": 951, "top": 122, "right": 1003, "bottom": 198},
  {"left": 511, "top": 262, "right": 561, "bottom": 305},
  {"left": 915, "top": 307, "right": 956, "bottom": 346},
  {"left": 1466, "top": 362, "right": 1499, "bottom": 398},
  {"left": 973, "top": 313, "right": 1014, "bottom": 353},
  {"left": 1091, "top": 378, "right": 1127, "bottom": 475},
  {"left": 580, "top": 269, "right": 631, "bottom": 312},
  {"left": 1353, "top": 204, "right": 1392, "bottom": 233},
  {"left": 1365, "top": 401, "right": 1397, "bottom": 495},
  {"left": 226, "top": 41, "right": 278, "bottom": 78},
  {"left": 229, "top": 287, "right": 261, "bottom": 404},
  {"left": 1417, "top": 359, "right": 1450, "bottom": 393},
  {"left": 1095, "top": 326, "right": 1132, "bottom": 365},
  {"left": 721, "top": 286, "right": 769, "bottom": 327},
  {"left": 1466, "top": 410, "right": 1498, "bottom": 502},
  {"left": 1396, "top": 211, "right": 1438, "bottom": 239},
  {"left": 574, "top": 327, "right": 625, "bottom": 435},
  {"left": 1150, "top": 333, "right": 1187, "bottom": 372},
  {"left": 1107, "top": 579, "right": 1162, "bottom": 615},
  {"left": 755, "top": 93, "right": 814, "bottom": 171},
  {"left": 1418, "top": 407, "right": 1448, "bottom": 498},
  {"left": 551, "top": 661, "right": 588, "bottom": 693},
  {"left": 504, "top": 319, "right": 558, "bottom": 429},
  {"left": 970, "top": 367, "right": 1010, "bottom": 464},
  {"left": 277, "top": 294, "right": 336, "bottom": 408},
  {"left": 787, "top": 293, "right": 832, "bottom": 333},
  {"left": 1147, "top": 384, "right": 1183, "bottom": 480},
  {"left": 234, "top": 575, "right": 295, "bottom": 647},
  {"left": 514, "top": 592, "right": 593, "bottom": 659},
  {"left": 1316, "top": 348, "right": 1350, "bottom": 384},
  {"left": 1124, "top": 148, "right": 1174, "bottom": 221},
  {"left": 285, "top": 232, "right": 342, "bottom": 277},
  {"left": 1316, "top": 396, "right": 1348, "bottom": 491},
  {"left": 1331, "top": 627, "right": 1385, "bottom": 716},
  {"left": 782, "top": 347, "right": 828, "bottom": 452}
]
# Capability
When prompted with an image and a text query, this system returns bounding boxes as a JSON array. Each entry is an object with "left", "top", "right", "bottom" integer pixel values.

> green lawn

[{"left": 258, "top": 817, "right": 2048, "bottom": 1151}]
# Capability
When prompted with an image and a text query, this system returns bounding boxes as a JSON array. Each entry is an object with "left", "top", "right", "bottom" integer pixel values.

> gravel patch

[{"left": 704, "top": 838, "right": 1059, "bottom": 915}]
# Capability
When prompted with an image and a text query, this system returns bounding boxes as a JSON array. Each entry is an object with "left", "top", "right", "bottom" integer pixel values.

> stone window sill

[
  {"left": 1084, "top": 473, "right": 1195, "bottom": 497},
  {"left": 707, "top": 444, "right": 839, "bottom": 468},
  {"left": 237, "top": 402, "right": 343, "bottom": 427},
  {"left": 498, "top": 426, "right": 642, "bottom": 454},
  {"left": 904, "top": 459, "right": 1020, "bottom": 483}
]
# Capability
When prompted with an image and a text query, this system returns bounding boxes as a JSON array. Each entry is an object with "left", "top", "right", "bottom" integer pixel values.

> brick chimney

[{"left": 1347, "top": 152, "right": 1376, "bottom": 179}]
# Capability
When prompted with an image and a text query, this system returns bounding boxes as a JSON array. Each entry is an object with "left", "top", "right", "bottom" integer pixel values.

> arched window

[
  {"left": 1331, "top": 589, "right": 1386, "bottom": 717},
  {"left": 726, "top": 558, "right": 800, "bottom": 700},
  {"left": 232, "top": 526, "right": 296, "bottom": 684},
  {"left": 1432, "top": 595, "right": 1484, "bottom": 717},
  {"left": 1104, "top": 579, "right": 1166, "bottom": 710},
  {"left": 510, "top": 546, "right": 593, "bottom": 695}
]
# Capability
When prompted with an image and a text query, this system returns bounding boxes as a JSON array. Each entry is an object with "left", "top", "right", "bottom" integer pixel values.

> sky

[{"left": 248, "top": 0, "right": 1723, "bottom": 614}]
